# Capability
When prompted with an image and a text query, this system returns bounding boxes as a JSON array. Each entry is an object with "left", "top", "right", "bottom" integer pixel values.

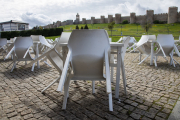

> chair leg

[
  {"left": 7, "top": 61, "right": 13, "bottom": 68},
  {"left": 132, "top": 54, "right": 139, "bottom": 62},
  {"left": 62, "top": 78, "right": 71, "bottom": 109},
  {"left": 173, "top": 58, "right": 180, "bottom": 65},
  {"left": 31, "top": 63, "right": 35, "bottom": 71},
  {"left": 111, "top": 67, "right": 114, "bottom": 83},
  {"left": 43, "top": 61, "right": 52, "bottom": 67},
  {"left": 11, "top": 61, "right": 16, "bottom": 72},
  {"left": 108, "top": 93, "right": 113, "bottom": 111},
  {"left": 139, "top": 53, "right": 142, "bottom": 62},
  {"left": 154, "top": 57, "right": 157, "bottom": 67},
  {"left": 41, "top": 76, "right": 61, "bottom": 93},
  {"left": 92, "top": 81, "right": 95, "bottom": 94},
  {"left": 170, "top": 55, "right": 175, "bottom": 67},
  {"left": 138, "top": 55, "right": 150, "bottom": 65},
  {"left": 163, "top": 57, "right": 168, "bottom": 62},
  {"left": 121, "top": 60, "right": 127, "bottom": 95}
]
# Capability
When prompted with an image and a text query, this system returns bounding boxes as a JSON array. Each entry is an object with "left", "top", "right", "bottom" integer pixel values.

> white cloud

[
  {"left": 0, "top": 0, "right": 179, "bottom": 29},
  {"left": 21, "top": 12, "right": 53, "bottom": 28}
]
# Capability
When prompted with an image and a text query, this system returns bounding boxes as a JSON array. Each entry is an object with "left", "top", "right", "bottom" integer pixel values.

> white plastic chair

[
  {"left": 154, "top": 34, "right": 179, "bottom": 67},
  {"left": 126, "top": 37, "right": 137, "bottom": 52},
  {"left": 131, "top": 35, "right": 156, "bottom": 64},
  {"left": 110, "top": 36, "right": 130, "bottom": 95},
  {"left": 57, "top": 30, "right": 113, "bottom": 111},
  {"left": 25, "top": 32, "right": 71, "bottom": 93},
  {"left": 11, "top": 37, "right": 35, "bottom": 72}
]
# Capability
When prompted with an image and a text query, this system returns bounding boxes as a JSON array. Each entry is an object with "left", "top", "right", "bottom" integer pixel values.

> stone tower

[
  {"left": 91, "top": 17, "right": 95, "bottom": 24},
  {"left": 56, "top": 21, "right": 61, "bottom": 27},
  {"left": 130, "top": 13, "right": 136, "bottom": 24},
  {"left": 82, "top": 18, "right": 86, "bottom": 24},
  {"left": 146, "top": 10, "right": 154, "bottom": 23},
  {"left": 101, "top": 16, "right": 105, "bottom": 23},
  {"left": 108, "top": 15, "right": 113, "bottom": 23},
  {"left": 75, "top": 13, "right": 80, "bottom": 24},
  {"left": 115, "top": 14, "right": 121, "bottom": 24},
  {"left": 168, "top": 6, "right": 178, "bottom": 24}
]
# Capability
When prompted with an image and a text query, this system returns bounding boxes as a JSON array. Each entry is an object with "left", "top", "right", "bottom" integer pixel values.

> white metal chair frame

[
  {"left": 11, "top": 37, "right": 35, "bottom": 72},
  {"left": 153, "top": 34, "right": 180, "bottom": 67},
  {"left": 57, "top": 30, "right": 113, "bottom": 111}
]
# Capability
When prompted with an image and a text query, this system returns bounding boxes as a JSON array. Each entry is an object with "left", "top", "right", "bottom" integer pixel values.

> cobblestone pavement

[{"left": 0, "top": 53, "right": 180, "bottom": 120}]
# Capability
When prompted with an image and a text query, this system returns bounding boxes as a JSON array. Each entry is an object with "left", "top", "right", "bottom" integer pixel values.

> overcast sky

[{"left": 0, "top": 0, "right": 180, "bottom": 28}]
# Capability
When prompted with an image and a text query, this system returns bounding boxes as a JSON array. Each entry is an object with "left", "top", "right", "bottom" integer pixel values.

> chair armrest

[
  {"left": 57, "top": 50, "right": 72, "bottom": 92},
  {"left": 105, "top": 48, "right": 112, "bottom": 94}
]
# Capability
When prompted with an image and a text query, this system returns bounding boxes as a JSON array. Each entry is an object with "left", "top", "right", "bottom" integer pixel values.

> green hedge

[{"left": 1, "top": 28, "right": 63, "bottom": 39}]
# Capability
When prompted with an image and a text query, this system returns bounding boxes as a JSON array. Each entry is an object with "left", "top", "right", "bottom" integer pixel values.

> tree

[
  {"left": 39, "top": 26, "right": 43, "bottom": 30},
  {"left": 141, "top": 21, "right": 153, "bottom": 34},
  {"left": 122, "top": 20, "right": 129, "bottom": 24},
  {"left": 76, "top": 25, "right": 79, "bottom": 29},
  {"left": 84, "top": 24, "right": 89, "bottom": 29},
  {"left": 108, "top": 21, "right": 115, "bottom": 37}
]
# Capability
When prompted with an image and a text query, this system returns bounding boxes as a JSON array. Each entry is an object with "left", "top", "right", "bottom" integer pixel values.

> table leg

[
  {"left": 115, "top": 47, "right": 122, "bottom": 99},
  {"left": 150, "top": 42, "right": 154, "bottom": 65},
  {"left": 36, "top": 43, "right": 40, "bottom": 68}
]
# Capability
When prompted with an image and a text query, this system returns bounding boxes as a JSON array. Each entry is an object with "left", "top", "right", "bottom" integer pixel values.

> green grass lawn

[{"left": 46, "top": 23, "right": 180, "bottom": 42}]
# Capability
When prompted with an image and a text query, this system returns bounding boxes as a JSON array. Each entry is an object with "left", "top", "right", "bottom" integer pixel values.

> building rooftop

[{"left": 0, "top": 20, "right": 29, "bottom": 25}]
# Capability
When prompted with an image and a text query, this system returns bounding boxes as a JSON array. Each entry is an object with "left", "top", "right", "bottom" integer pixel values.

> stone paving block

[
  {"left": 130, "top": 112, "right": 141, "bottom": 120},
  {"left": 9, "top": 116, "right": 22, "bottom": 120},
  {"left": 157, "top": 112, "right": 168, "bottom": 119},
  {"left": 0, "top": 53, "right": 180, "bottom": 120}
]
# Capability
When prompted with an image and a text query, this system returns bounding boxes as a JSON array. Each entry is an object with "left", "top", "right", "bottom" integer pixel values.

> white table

[
  {"left": 147, "top": 40, "right": 157, "bottom": 65},
  {"left": 33, "top": 41, "right": 40, "bottom": 68},
  {"left": 59, "top": 42, "right": 124, "bottom": 99}
]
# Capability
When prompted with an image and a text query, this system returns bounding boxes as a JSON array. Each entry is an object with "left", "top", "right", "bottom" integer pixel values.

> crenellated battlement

[{"left": 43, "top": 6, "right": 179, "bottom": 28}]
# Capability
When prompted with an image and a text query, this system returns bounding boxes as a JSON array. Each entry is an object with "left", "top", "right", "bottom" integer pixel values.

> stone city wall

[{"left": 43, "top": 6, "right": 179, "bottom": 28}]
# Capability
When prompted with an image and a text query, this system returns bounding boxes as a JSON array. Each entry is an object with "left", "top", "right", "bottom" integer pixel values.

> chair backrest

[
  {"left": 157, "top": 34, "right": 174, "bottom": 54},
  {"left": 39, "top": 36, "right": 53, "bottom": 48},
  {"left": 148, "top": 35, "right": 156, "bottom": 40},
  {"left": 68, "top": 30, "right": 110, "bottom": 79},
  {"left": 128, "top": 37, "right": 136, "bottom": 46},
  {"left": 122, "top": 36, "right": 131, "bottom": 60},
  {"left": 31, "top": 35, "right": 42, "bottom": 42},
  {"left": 0, "top": 38, "right": 7, "bottom": 47},
  {"left": 55, "top": 32, "right": 71, "bottom": 52},
  {"left": 136, "top": 35, "right": 151, "bottom": 54},
  {"left": 14, "top": 37, "right": 33, "bottom": 59}
]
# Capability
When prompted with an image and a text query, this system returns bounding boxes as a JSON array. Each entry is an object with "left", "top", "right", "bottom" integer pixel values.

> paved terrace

[{"left": 0, "top": 53, "right": 180, "bottom": 120}]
